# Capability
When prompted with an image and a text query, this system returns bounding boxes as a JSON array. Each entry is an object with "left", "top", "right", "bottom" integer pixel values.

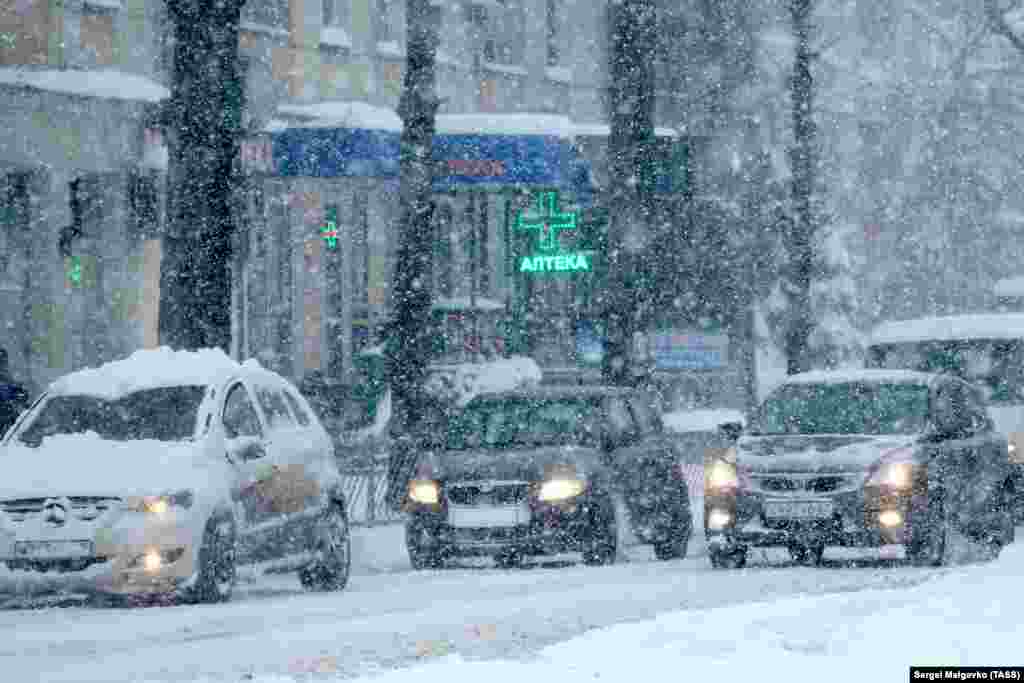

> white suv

[{"left": 0, "top": 347, "right": 350, "bottom": 604}]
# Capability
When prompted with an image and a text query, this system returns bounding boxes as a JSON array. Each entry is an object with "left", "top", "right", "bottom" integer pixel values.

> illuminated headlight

[
  {"left": 538, "top": 478, "right": 586, "bottom": 502},
  {"left": 867, "top": 463, "right": 914, "bottom": 489},
  {"left": 706, "top": 460, "right": 739, "bottom": 490},
  {"left": 408, "top": 480, "right": 440, "bottom": 505},
  {"left": 878, "top": 510, "right": 903, "bottom": 528},
  {"left": 1010, "top": 442, "right": 1019, "bottom": 461},
  {"left": 707, "top": 509, "right": 733, "bottom": 530},
  {"left": 125, "top": 491, "right": 194, "bottom": 514}
]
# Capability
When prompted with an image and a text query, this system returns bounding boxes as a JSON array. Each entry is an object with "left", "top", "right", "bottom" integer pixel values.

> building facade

[
  {"left": 0, "top": 0, "right": 747, "bottom": 413},
  {"left": 0, "top": 0, "right": 169, "bottom": 395}
]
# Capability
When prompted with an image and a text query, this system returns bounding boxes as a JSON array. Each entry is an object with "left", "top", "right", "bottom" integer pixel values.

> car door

[
  {"left": 928, "top": 379, "right": 990, "bottom": 532},
  {"left": 250, "top": 378, "right": 322, "bottom": 560},
  {"left": 221, "top": 380, "right": 273, "bottom": 562},
  {"left": 959, "top": 381, "right": 1010, "bottom": 531}
]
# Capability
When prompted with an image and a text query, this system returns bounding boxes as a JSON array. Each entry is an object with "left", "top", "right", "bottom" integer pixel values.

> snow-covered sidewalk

[{"left": 279, "top": 542, "right": 1023, "bottom": 683}]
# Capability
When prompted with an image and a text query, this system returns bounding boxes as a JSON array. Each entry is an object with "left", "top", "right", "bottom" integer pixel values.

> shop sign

[
  {"left": 649, "top": 330, "right": 730, "bottom": 371},
  {"left": 515, "top": 191, "right": 590, "bottom": 275}
]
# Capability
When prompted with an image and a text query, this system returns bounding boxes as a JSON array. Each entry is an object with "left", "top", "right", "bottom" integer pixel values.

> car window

[
  {"left": 223, "top": 383, "right": 263, "bottom": 439},
  {"left": 283, "top": 389, "right": 312, "bottom": 427},
  {"left": 255, "top": 385, "right": 296, "bottom": 428}
]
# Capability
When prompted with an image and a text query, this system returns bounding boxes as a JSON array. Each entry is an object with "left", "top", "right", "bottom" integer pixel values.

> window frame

[{"left": 222, "top": 382, "right": 265, "bottom": 440}]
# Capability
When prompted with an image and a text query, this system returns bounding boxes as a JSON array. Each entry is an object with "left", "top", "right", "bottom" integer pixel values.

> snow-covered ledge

[
  {"left": 0, "top": 67, "right": 168, "bottom": 102},
  {"left": 83, "top": 0, "right": 123, "bottom": 10},
  {"left": 320, "top": 26, "right": 352, "bottom": 48},
  {"left": 276, "top": 100, "right": 402, "bottom": 132},
  {"left": 376, "top": 41, "right": 405, "bottom": 58},
  {"left": 545, "top": 65, "right": 573, "bottom": 84},
  {"left": 483, "top": 61, "right": 528, "bottom": 77}
]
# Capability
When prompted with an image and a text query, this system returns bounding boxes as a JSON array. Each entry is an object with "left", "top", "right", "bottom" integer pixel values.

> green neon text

[{"left": 519, "top": 251, "right": 591, "bottom": 273}]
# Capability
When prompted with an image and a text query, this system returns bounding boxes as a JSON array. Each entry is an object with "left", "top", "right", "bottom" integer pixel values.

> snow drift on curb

[{"left": 232, "top": 544, "right": 1023, "bottom": 683}]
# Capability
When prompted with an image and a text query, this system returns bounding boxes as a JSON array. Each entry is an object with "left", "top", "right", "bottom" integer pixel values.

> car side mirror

[
  {"left": 227, "top": 436, "right": 266, "bottom": 462},
  {"left": 718, "top": 421, "right": 744, "bottom": 443}
]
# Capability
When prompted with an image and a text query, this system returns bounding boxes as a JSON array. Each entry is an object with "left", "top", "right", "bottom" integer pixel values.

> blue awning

[{"left": 269, "top": 126, "right": 596, "bottom": 202}]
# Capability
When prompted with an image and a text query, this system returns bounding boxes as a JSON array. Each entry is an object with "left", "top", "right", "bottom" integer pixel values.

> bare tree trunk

[
  {"left": 385, "top": 0, "right": 439, "bottom": 484},
  {"left": 784, "top": 0, "right": 816, "bottom": 375},
  {"left": 160, "top": 0, "right": 246, "bottom": 353},
  {"left": 603, "top": 0, "right": 656, "bottom": 385}
]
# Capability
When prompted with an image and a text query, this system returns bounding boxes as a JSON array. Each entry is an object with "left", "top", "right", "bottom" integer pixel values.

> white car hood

[
  {"left": 0, "top": 432, "right": 225, "bottom": 500},
  {"left": 738, "top": 434, "right": 919, "bottom": 473}
]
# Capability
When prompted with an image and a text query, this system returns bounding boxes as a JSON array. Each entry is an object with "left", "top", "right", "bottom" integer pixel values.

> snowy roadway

[{"left": 0, "top": 523, "right": 970, "bottom": 683}]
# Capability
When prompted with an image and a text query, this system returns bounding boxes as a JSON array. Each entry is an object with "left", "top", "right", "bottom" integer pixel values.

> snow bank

[
  {"left": 426, "top": 356, "right": 543, "bottom": 407},
  {"left": 870, "top": 313, "right": 1024, "bottom": 345},
  {"left": 663, "top": 408, "right": 745, "bottom": 434},
  {"left": 0, "top": 68, "right": 169, "bottom": 102},
  {"left": 260, "top": 543, "right": 1024, "bottom": 683},
  {"left": 48, "top": 347, "right": 242, "bottom": 399}
]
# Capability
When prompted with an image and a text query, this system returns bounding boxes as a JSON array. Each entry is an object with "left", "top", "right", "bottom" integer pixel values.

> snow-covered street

[{"left": 0, "top": 522, "right": 970, "bottom": 682}]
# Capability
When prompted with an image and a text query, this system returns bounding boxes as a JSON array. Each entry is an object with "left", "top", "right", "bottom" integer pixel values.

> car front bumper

[
  {"left": 0, "top": 520, "right": 197, "bottom": 597},
  {"left": 408, "top": 500, "right": 594, "bottom": 558},
  {"left": 704, "top": 485, "right": 922, "bottom": 551}
]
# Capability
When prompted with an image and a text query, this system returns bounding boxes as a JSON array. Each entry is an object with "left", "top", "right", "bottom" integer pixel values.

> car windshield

[
  {"left": 445, "top": 397, "right": 602, "bottom": 450},
  {"left": 15, "top": 386, "right": 207, "bottom": 447},
  {"left": 867, "top": 339, "right": 1024, "bottom": 405},
  {"left": 751, "top": 382, "right": 930, "bottom": 436}
]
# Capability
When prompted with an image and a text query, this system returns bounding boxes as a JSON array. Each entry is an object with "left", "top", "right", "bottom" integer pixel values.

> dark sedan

[
  {"left": 704, "top": 370, "right": 1015, "bottom": 568},
  {"left": 402, "top": 386, "right": 692, "bottom": 569}
]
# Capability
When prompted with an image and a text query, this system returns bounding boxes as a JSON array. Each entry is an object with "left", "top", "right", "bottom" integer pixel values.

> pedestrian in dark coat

[{"left": 0, "top": 348, "right": 29, "bottom": 437}]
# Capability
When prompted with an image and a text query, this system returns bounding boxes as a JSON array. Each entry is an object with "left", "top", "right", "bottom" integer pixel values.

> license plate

[
  {"left": 13, "top": 540, "right": 94, "bottom": 559},
  {"left": 763, "top": 500, "right": 833, "bottom": 520},
  {"left": 448, "top": 505, "right": 526, "bottom": 528}
]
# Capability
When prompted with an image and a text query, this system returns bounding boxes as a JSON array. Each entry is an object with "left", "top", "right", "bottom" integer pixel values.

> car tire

[
  {"left": 709, "top": 546, "right": 747, "bottom": 569},
  {"left": 787, "top": 543, "right": 825, "bottom": 567},
  {"left": 582, "top": 497, "right": 617, "bottom": 567},
  {"left": 653, "top": 508, "right": 691, "bottom": 561},
  {"left": 406, "top": 520, "right": 444, "bottom": 571},
  {"left": 187, "top": 513, "right": 237, "bottom": 604},
  {"left": 494, "top": 551, "right": 524, "bottom": 570},
  {"left": 908, "top": 492, "right": 952, "bottom": 568},
  {"left": 299, "top": 502, "right": 351, "bottom": 592}
]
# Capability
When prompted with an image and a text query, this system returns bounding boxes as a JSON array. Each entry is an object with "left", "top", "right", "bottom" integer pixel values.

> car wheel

[
  {"left": 299, "top": 502, "right": 351, "bottom": 592},
  {"left": 494, "top": 551, "right": 524, "bottom": 570},
  {"left": 787, "top": 543, "right": 825, "bottom": 567},
  {"left": 908, "top": 492, "right": 952, "bottom": 568},
  {"left": 187, "top": 514, "right": 237, "bottom": 604},
  {"left": 709, "top": 546, "right": 747, "bottom": 569},
  {"left": 406, "top": 520, "right": 443, "bottom": 571},
  {"left": 582, "top": 497, "right": 617, "bottom": 567},
  {"left": 653, "top": 509, "right": 691, "bottom": 561}
]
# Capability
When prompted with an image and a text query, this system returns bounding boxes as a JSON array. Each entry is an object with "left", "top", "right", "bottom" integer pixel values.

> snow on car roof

[
  {"left": 869, "top": 313, "right": 1024, "bottom": 345},
  {"left": 663, "top": 408, "right": 746, "bottom": 434},
  {"left": 780, "top": 369, "right": 936, "bottom": 386},
  {"left": 48, "top": 347, "right": 248, "bottom": 399}
]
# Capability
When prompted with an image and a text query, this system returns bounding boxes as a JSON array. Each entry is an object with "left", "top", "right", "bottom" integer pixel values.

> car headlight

[
  {"left": 538, "top": 478, "right": 586, "bottom": 502},
  {"left": 125, "top": 490, "right": 194, "bottom": 514},
  {"left": 867, "top": 462, "right": 914, "bottom": 489},
  {"left": 706, "top": 460, "right": 738, "bottom": 491},
  {"left": 408, "top": 480, "right": 440, "bottom": 505}
]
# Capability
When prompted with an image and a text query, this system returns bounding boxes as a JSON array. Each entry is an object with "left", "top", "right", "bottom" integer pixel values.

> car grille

[
  {"left": 750, "top": 476, "right": 857, "bottom": 495},
  {"left": 446, "top": 483, "right": 529, "bottom": 506},
  {"left": 1, "top": 497, "right": 122, "bottom": 523}
]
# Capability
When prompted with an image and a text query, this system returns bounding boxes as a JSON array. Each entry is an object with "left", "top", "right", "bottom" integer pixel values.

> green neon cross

[
  {"left": 515, "top": 191, "right": 577, "bottom": 252},
  {"left": 320, "top": 221, "right": 338, "bottom": 249},
  {"left": 67, "top": 256, "right": 82, "bottom": 285}
]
